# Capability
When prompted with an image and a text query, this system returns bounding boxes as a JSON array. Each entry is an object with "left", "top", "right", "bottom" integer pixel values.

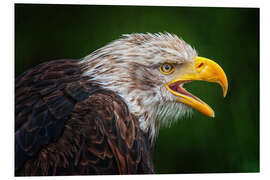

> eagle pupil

[
  {"left": 160, "top": 63, "right": 174, "bottom": 74},
  {"left": 164, "top": 64, "right": 171, "bottom": 72}
]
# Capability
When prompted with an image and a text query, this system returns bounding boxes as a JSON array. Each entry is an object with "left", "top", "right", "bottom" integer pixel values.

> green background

[{"left": 15, "top": 4, "right": 259, "bottom": 173}]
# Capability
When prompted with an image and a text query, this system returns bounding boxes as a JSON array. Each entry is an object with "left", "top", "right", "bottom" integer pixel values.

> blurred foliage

[{"left": 15, "top": 4, "right": 259, "bottom": 173}]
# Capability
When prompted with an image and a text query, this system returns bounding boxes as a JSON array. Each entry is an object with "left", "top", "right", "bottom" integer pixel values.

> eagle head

[{"left": 81, "top": 33, "right": 228, "bottom": 140}]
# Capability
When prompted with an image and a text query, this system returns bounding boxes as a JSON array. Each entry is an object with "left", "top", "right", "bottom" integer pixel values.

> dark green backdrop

[{"left": 15, "top": 4, "right": 259, "bottom": 173}]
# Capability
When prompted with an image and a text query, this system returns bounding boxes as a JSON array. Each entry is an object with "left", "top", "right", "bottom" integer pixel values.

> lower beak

[{"left": 165, "top": 56, "right": 228, "bottom": 117}]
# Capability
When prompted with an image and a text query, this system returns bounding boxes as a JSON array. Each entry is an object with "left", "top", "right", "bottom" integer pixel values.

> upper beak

[{"left": 165, "top": 56, "right": 228, "bottom": 117}]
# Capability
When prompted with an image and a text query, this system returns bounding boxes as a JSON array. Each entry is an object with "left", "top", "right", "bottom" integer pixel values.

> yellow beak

[{"left": 165, "top": 56, "right": 228, "bottom": 117}]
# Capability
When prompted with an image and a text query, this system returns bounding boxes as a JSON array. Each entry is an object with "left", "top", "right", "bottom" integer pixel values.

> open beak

[{"left": 165, "top": 56, "right": 228, "bottom": 117}]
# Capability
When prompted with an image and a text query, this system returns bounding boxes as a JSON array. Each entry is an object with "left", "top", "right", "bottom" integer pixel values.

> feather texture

[{"left": 15, "top": 59, "right": 154, "bottom": 175}]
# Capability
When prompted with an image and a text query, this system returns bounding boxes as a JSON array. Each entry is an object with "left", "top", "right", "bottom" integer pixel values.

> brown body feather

[{"left": 15, "top": 59, "right": 154, "bottom": 175}]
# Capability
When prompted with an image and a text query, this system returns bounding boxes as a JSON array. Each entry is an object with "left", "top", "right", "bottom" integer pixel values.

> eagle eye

[{"left": 159, "top": 63, "right": 175, "bottom": 74}]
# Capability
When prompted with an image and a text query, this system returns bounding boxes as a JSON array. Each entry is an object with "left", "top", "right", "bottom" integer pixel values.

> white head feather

[{"left": 81, "top": 33, "right": 197, "bottom": 141}]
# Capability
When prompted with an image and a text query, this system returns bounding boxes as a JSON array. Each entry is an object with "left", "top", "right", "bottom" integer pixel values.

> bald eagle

[{"left": 15, "top": 33, "right": 228, "bottom": 175}]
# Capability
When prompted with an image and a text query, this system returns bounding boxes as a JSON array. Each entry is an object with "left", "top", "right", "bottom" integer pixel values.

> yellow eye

[{"left": 159, "top": 63, "right": 175, "bottom": 74}]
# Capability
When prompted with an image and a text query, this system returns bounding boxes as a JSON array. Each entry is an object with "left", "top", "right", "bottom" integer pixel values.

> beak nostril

[{"left": 197, "top": 63, "right": 204, "bottom": 68}]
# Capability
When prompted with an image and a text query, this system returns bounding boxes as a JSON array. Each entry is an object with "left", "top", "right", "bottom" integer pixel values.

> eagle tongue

[{"left": 176, "top": 81, "right": 199, "bottom": 100}]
